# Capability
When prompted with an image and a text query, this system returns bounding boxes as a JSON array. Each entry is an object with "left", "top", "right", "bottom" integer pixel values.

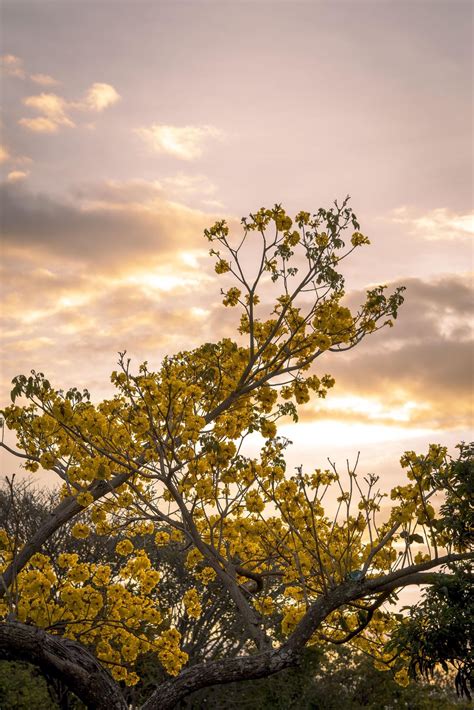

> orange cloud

[
  {"left": 18, "top": 116, "right": 61, "bottom": 133},
  {"left": 7, "top": 170, "right": 29, "bottom": 182}
]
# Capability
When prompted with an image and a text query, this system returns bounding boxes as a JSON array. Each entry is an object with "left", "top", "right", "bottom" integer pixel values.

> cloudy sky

[{"left": 1, "top": 0, "right": 472, "bottom": 488}]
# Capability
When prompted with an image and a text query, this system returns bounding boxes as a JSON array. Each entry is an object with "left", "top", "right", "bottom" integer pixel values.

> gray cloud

[
  {"left": 0, "top": 180, "right": 213, "bottom": 268},
  {"left": 307, "top": 274, "right": 474, "bottom": 429}
]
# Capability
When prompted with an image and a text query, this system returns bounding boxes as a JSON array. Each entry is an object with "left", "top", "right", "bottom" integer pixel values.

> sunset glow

[{"left": 1, "top": 0, "right": 472, "bottom": 484}]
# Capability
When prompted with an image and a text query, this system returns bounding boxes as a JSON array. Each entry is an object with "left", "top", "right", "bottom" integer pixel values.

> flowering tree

[{"left": 0, "top": 202, "right": 471, "bottom": 709}]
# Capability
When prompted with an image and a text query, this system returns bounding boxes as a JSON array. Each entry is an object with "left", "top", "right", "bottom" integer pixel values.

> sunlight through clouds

[
  {"left": 1, "top": 0, "right": 472, "bottom": 483},
  {"left": 125, "top": 269, "right": 205, "bottom": 293},
  {"left": 389, "top": 206, "right": 474, "bottom": 241},
  {"left": 280, "top": 420, "right": 435, "bottom": 451},
  {"left": 136, "top": 123, "right": 224, "bottom": 160},
  {"left": 309, "top": 395, "right": 427, "bottom": 425}
]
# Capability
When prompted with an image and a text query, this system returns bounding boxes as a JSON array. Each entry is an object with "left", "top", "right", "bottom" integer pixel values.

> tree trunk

[{"left": 0, "top": 621, "right": 127, "bottom": 710}]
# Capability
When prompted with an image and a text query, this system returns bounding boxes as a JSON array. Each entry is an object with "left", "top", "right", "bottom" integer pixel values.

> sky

[{"left": 0, "top": 0, "right": 473, "bottom": 494}]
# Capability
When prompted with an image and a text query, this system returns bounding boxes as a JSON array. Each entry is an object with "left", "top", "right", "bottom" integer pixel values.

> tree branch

[
  {"left": 141, "top": 645, "right": 297, "bottom": 710},
  {"left": 0, "top": 621, "right": 126, "bottom": 709}
]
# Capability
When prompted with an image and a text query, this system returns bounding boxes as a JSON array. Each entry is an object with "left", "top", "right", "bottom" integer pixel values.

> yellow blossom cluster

[
  {"left": 182, "top": 588, "right": 202, "bottom": 619},
  {"left": 0, "top": 534, "right": 185, "bottom": 684}
]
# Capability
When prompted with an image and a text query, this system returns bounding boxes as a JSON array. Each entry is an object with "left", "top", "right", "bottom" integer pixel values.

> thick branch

[
  {"left": 0, "top": 621, "right": 126, "bottom": 709},
  {"left": 142, "top": 643, "right": 297, "bottom": 710},
  {"left": 143, "top": 552, "right": 473, "bottom": 707},
  {"left": 143, "top": 590, "right": 345, "bottom": 709},
  {"left": 363, "top": 551, "right": 474, "bottom": 594},
  {"left": 367, "top": 571, "right": 458, "bottom": 594}
]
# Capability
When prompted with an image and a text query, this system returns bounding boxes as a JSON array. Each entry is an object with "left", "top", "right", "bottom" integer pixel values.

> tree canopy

[{"left": 0, "top": 201, "right": 472, "bottom": 709}]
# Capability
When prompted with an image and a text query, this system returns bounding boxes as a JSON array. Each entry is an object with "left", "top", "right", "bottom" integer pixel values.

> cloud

[
  {"left": 0, "top": 241, "right": 219, "bottom": 402},
  {"left": 0, "top": 179, "right": 216, "bottom": 268},
  {"left": 0, "top": 143, "right": 32, "bottom": 167},
  {"left": 22, "top": 92, "right": 75, "bottom": 128},
  {"left": 24, "top": 93, "right": 68, "bottom": 119},
  {"left": 19, "top": 83, "right": 120, "bottom": 133},
  {"left": 0, "top": 145, "right": 10, "bottom": 163},
  {"left": 18, "top": 117, "right": 59, "bottom": 133},
  {"left": 1, "top": 181, "right": 471, "bottom": 438},
  {"left": 388, "top": 206, "right": 474, "bottom": 241},
  {"left": 1, "top": 54, "right": 59, "bottom": 85},
  {"left": 300, "top": 274, "right": 473, "bottom": 431},
  {"left": 163, "top": 173, "right": 217, "bottom": 196},
  {"left": 7, "top": 170, "right": 29, "bottom": 182},
  {"left": 82, "top": 82, "right": 120, "bottom": 111},
  {"left": 136, "top": 123, "right": 224, "bottom": 160},
  {"left": 1, "top": 54, "right": 26, "bottom": 79},
  {"left": 0, "top": 177, "right": 229, "bottom": 402},
  {"left": 30, "top": 73, "right": 60, "bottom": 86}
]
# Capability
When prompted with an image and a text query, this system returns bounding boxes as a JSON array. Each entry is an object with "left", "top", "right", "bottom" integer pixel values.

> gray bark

[{"left": 0, "top": 621, "right": 127, "bottom": 709}]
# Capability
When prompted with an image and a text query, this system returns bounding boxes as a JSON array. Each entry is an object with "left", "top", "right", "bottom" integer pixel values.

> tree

[
  {"left": 0, "top": 201, "right": 472, "bottom": 709},
  {"left": 1, "top": 480, "right": 470, "bottom": 710},
  {"left": 4, "top": 482, "right": 469, "bottom": 710},
  {"left": 387, "top": 443, "right": 474, "bottom": 701}
]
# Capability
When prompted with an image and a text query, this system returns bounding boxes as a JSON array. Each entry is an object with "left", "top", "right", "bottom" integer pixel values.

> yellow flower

[
  {"left": 222, "top": 287, "right": 241, "bottom": 307},
  {"left": 351, "top": 231, "right": 370, "bottom": 247},
  {"left": 394, "top": 668, "right": 410, "bottom": 687},
  {"left": 71, "top": 523, "right": 90, "bottom": 540},
  {"left": 115, "top": 539, "right": 134, "bottom": 556},
  {"left": 183, "top": 588, "right": 202, "bottom": 619},
  {"left": 76, "top": 491, "right": 94, "bottom": 507},
  {"left": 154, "top": 531, "right": 170, "bottom": 546},
  {"left": 255, "top": 596, "right": 274, "bottom": 615},
  {"left": 260, "top": 420, "right": 277, "bottom": 439},
  {"left": 215, "top": 259, "right": 231, "bottom": 274}
]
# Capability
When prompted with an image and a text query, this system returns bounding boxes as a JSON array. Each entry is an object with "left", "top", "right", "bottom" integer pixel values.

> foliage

[
  {"left": 387, "top": 570, "right": 473, "bottom": 700},
  {"left": 432, "top": 442, "right": 474, "bottom": 550},
  {"left": 0, "top": 201, "right": 471, "bottom": 709},
  {"left": 0, "top": 660, "right": 56, "bottom": 709},
  {"left": 385, "top": 444, "right": 474, "bottom": 699}
]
